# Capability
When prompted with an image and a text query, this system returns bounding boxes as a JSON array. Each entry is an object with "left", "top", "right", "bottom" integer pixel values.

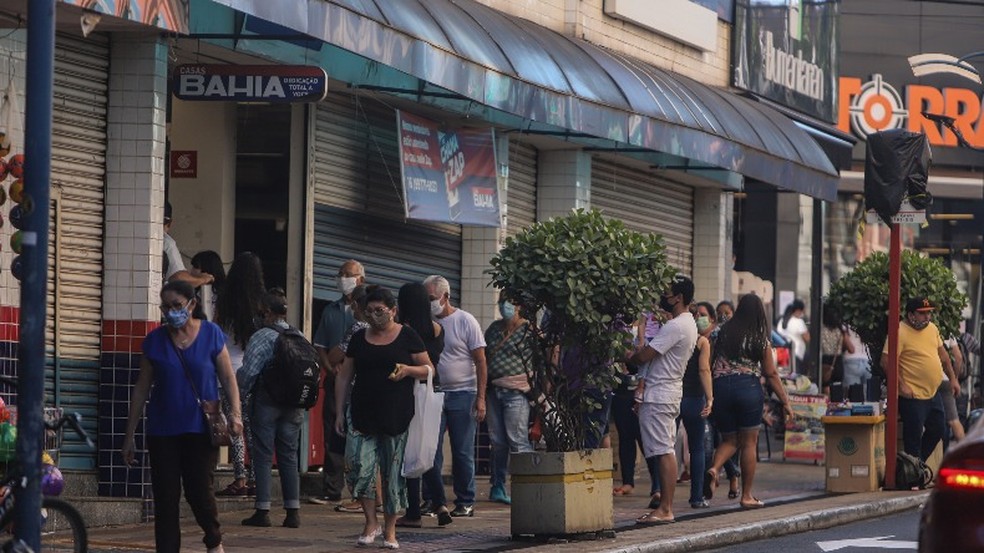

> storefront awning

[{"left": 209, "top": 0, "right": 840, "bottom": 201}]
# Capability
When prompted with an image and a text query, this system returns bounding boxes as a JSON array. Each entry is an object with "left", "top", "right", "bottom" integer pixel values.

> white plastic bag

[{"left": 402, "top": 366, "right": 444, "bottom": 478}]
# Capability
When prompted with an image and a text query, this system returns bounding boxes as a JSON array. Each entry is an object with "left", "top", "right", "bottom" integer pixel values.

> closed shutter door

[
  {"left": 506, "top": 140, "right": 536, "bottom": 236},
  {"left": 311, "top": 94, "right": 462, "bottom": 301},
  {"left": 591, "top": 158, "right": 694, "bottom": 274},
  {"left": 47, "top": 33, "right": 108, "bottom": 468}
]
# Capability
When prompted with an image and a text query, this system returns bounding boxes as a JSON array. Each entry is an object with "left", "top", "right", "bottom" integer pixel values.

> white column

[
  {"left": 692, "top": 188, "right": 733, "bottom": 303},
  {"left": 536, "top": 150, "right": 591, "bottom": 220}
]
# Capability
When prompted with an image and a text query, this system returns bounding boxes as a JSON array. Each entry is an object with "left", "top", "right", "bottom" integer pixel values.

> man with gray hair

[
  {"left": 310, "top": 260, "right": 365, "bottom": 506},
  {"left": 420, "top": 275, "right": 487, "bottom": 519}
]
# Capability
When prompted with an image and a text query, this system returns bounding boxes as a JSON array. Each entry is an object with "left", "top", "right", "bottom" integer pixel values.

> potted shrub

[{"left": 488, "top": 209, "right": 673, "bottom": 537}]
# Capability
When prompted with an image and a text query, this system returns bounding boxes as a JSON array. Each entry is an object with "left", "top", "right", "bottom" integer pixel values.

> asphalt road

[{"left": 704, "top": 508, "right": 920, "bottom": 552}]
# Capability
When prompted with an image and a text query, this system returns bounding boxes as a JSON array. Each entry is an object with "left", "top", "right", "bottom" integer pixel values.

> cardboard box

[{"left": 821, "top": 415, "right": 886, "bottom": 493}]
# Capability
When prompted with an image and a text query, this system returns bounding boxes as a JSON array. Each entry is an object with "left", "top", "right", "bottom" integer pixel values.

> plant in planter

[
  {"left": 488, "top": 209, "right": 674, "bottom": 537},
  {"left": 826, "top": 249, "right": 967, "bottom": 371}
]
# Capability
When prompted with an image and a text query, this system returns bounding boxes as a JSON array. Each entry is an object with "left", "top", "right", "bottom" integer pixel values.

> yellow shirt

[{"left": 884, "top": 322, "right": 944, "bottom": 400}]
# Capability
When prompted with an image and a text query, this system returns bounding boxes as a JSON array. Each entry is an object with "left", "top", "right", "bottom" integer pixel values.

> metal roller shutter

[
  {"left": 310, "top": 94, "right": 462, "bottom": 301},
  {"left": 506, "top": 140, "right": 537, "bottom": 236},
  {"left": 591, "top": 158, "right": 694, "bottom": 274},
  {"left": 46, "top": 33, "right": 108, "bottom": 468}
]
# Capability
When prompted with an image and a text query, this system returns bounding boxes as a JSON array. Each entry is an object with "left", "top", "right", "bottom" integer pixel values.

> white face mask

[
  {"left": 338, "top": 276, "right": 358, "bottom": 295},
  {"left": 430, "top": 298, "right": 444, "bottom": 317}
]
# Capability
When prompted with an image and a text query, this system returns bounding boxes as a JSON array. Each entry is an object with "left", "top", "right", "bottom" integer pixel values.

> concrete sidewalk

[{"left": 83, "top": 453, "right": 926, "bottom": 553}]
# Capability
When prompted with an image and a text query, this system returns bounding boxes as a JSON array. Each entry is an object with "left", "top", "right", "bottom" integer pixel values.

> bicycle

[{"left": 0, "top": 375, "right": 93, "bottom": 553}]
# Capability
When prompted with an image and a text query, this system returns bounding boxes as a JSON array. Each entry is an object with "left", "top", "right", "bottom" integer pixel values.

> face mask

[
  {"left": 909, "top": 317, "right": 929, "bottom": 330},
  {"left": 165, "top": 306, "right": 190, "bottom": 328},
  {"left": 430, "top": 298, "right": 444, "bottom": 317},
  {"left": 659, "top": 295, "right": 676, "bottom": 314},
  {"left": 369, "top": 310, "right": 392, "bottom": 329},
  {"left": 499, "top": 301, "right": 516, "bottom": 320},
  {"left": 718, "top": 314, "right": 731, "bottom": 324},
  {"left": 338, "top": 276, "right": 358, "bottom": 296},
  {"left": 696, "top": 316, "right": 710, "bottom": 332}
]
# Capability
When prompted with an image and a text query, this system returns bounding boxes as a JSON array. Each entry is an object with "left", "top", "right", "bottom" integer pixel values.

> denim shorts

[{"left": 712, "top": 373, "right": 764, "bottom": 434}]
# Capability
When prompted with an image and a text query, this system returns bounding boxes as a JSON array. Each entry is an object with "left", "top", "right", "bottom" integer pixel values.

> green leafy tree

[
  {"left": 488, "top": 209, "right": 674, "bottom": 451},
  {"left": 826, "top": 250, "right": 967, "bottom": 369}
]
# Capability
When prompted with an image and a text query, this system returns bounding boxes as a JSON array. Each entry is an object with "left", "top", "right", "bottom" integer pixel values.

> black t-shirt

[
  {"left": 682, "top": 344, "right": 703, "bottom": 398},
  {"left": 347, "top": 325, "right": 426, "bottom": 436}
]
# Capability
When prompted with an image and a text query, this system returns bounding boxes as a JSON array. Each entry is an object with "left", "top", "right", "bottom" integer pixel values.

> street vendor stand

[{"left": 820, "top": 415, "right": 886, "bottom": 493}]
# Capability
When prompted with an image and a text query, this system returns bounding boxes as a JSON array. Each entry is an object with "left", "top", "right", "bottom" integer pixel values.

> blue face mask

[
  {"left": 165, "top": 306, "right": 190, "bottom": 328},
  {"left": 498, "top": 301, "right": 516, "bottom": 320}
]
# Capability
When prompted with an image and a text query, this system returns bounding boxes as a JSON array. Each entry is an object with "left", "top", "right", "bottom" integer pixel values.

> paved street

[
  {"left": 704, "top": 509, "right": 919, "bottom": 552},
  {"left": 79, "top": 448, "right": 929, "bottom": 553}
]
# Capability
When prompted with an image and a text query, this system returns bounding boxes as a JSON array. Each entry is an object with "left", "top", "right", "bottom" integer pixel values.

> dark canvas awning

[{"left": 209, "top": 0, "right": 840, "bottom": 200}]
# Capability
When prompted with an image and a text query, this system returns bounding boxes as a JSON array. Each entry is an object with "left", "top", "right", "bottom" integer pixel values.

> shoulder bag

[{"left": 170, "top": 338, "right": 231, "bottom": 447}]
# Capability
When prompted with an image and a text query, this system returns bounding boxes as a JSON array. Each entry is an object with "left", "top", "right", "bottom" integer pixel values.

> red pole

[{"left": 885, "top": 223, "right": 901, "bottom": 489}]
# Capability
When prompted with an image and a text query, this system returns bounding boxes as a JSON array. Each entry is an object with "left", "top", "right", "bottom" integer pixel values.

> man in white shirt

[
  {"left": 421, "top": 275, "right": 487, "bottom": 520},
  {"left": 629, "top": 275, "right": 698, "bottom": 525},
  {"left": 162, "top": 201, "right": 214, "bottom": 287}
]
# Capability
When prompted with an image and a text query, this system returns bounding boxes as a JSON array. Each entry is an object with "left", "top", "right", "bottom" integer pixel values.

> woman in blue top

[{"left": 122, "top": 280, "right": 244, "bottom": 553}]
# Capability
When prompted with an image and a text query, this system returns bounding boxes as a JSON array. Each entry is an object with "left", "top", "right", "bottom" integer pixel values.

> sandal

[
  {"left": 613, "top": 484, "right": 634, "bottom": 496},
  {"left": 704, "top": 469, "right": 718, "bottom": 500},
  {"left": 740, "top": 497, "right": 765, "bottom": 509},
  {"left": 636, "top": 512, "right": 675, "bottom": 525},
  {"left": 728, "top": 476, "right": 740, "bottom": 499},
  {"left": 335, "top": 500, "right": 364, "bottom": 513},
  {"left": 395, "top": 516, "right": 421, "bottom": 528}
]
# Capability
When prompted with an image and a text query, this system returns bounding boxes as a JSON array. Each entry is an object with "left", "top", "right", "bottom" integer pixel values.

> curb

[{"left": 602, "top": 493, "right": 930, "bottom": 553}]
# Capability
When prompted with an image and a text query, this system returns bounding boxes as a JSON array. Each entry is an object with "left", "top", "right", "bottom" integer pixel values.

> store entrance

[{"left": 234, "top": 105, "right": 291, "bottom": 291}]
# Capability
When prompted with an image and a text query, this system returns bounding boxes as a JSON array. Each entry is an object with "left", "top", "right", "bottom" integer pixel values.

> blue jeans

[
  {"left": 421, "top": 390, "right": 476, "bottom": 507},
  {"left": 250, "top": 391, "right": 304, "bottom": 510},
  {"left": 486, "top": 387, "right": 533, "bottom": 487},
  {"left": 899, "top": 393, "right": 945, "bottom": 461},
  {"left": 583, "top": 389, "right": 614, "bottom": 449},
  {"left": 678, "top": 396, "right": 706, "bottom": 504}
]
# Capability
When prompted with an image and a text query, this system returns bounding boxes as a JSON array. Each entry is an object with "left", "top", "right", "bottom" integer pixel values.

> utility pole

[{"left": 17, "top": 1, "right": 56, "bottom": 550}]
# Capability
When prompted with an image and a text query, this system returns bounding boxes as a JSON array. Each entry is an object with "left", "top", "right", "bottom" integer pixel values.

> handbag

[
  {"left": 170, "top": 338, "right": 232, "bottom": 447},
  {"left": 402, "top": 365, "right": 444, "bottom": 478}
]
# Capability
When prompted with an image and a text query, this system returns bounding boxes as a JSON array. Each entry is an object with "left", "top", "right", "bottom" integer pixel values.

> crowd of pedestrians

[{"left": 123, "top": 212, "right": 978, "bottom": 551}]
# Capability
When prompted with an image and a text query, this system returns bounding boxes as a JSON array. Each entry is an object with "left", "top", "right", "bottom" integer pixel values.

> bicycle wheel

[{"left": 39, "top": 497, "right": 87, "bottom": 553}]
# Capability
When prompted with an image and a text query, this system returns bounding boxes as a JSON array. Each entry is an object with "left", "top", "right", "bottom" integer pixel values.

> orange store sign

[{"left": 838, "top": 74, "right": 984, "bottom": 148}]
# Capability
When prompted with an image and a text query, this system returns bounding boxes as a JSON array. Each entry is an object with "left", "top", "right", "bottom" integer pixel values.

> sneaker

[
  {"left": 489, "top": 484, "right": 511, "bottom": 505},
  {"left": 241, "top": 509, "right": 271, "bottom": 527},
  {"left": 690, "top": 499, "right": 710, "bottom": 509},
  {"left": 436, "top": 506, "right": 453, "bottom": 527},
  {"left": 206, "top": 546, "right": 225, "bottom": 553},
  {"left": 246, "top": 482, "right": 256, "bottom": 497},
  {"left": 308, "top": 494, "right": 341, "bottom": 505},
  {"left": 334, "top": 500, "right": 364, "bottom": 513},
  {"left": 283, "top": 509, "right": 300, "bottom": 528},
  {"left": 450, "top": 504, "right": 474, "bottom": 517},
  {"left": 215, "top": 482, "right": 247, "bottom": 497},
  {"left": 419, "top": 500, "right": 437, "bottom": 516}
]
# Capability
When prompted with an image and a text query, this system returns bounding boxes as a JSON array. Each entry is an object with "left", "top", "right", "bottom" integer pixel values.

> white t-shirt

[
  {"left": 640, "top": 311, "right": 698, "bottom": 405},
  {"left": 778, "top": 316, "right": 808, "bottom": 360},
  {"left": 163, "top": 233, "right": 185, "bottom": 281},
  {"left": 843, "top": 329, "right": 869, "bottom": 361},
  {"left": 435, "top": 308, "right": 487, "bottom": 392}
]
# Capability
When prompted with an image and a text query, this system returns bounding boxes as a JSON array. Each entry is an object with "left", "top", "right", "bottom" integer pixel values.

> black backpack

[
  {"left": 262, "top": 325, "right": 321, "bottom": 409},
  {"left": 895, "top": 451, "right": 933, "bottom": 490}
]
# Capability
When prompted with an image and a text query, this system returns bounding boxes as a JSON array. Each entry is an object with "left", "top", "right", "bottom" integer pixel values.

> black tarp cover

[{"left": 864, "top": 129, "right": 932, "bottom": 226}]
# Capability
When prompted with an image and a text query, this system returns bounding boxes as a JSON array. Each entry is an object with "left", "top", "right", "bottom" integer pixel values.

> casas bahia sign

[{"left": 173, "top": 65, "right": 328, "bottom": 103}]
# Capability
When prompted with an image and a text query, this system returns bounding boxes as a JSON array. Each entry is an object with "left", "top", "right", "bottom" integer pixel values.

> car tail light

[{"left": 939, "top": 468, "right": 984, "bottom": 490}]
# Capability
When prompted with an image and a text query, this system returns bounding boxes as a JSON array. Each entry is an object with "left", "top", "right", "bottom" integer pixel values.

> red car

[{"left": 919, "top": 411, "right": 984, "bottom": 553}]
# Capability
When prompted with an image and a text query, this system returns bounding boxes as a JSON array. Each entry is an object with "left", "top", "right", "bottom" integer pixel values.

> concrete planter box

[{"left": 509, "top": 449, "right": 614, "bottom": 537}]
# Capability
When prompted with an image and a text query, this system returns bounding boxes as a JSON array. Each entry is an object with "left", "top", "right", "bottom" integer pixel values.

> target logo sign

[
  {"left": 847, "top": 74, "right": 908, "bottom": 137},
  {"left": 839, "top": 73, "right": 984, "bottom": 148}
]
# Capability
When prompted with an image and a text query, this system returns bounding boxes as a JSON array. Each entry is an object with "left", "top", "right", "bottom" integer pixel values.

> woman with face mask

[
  {"left": 482, "top": 291, "right": 536, "bottom": 506},
  {"left": 334, "top": 287, "right": 436, "bottom": 549},
  {"left": 122, "top": 280, "right": 243, "bottom": 553}
]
